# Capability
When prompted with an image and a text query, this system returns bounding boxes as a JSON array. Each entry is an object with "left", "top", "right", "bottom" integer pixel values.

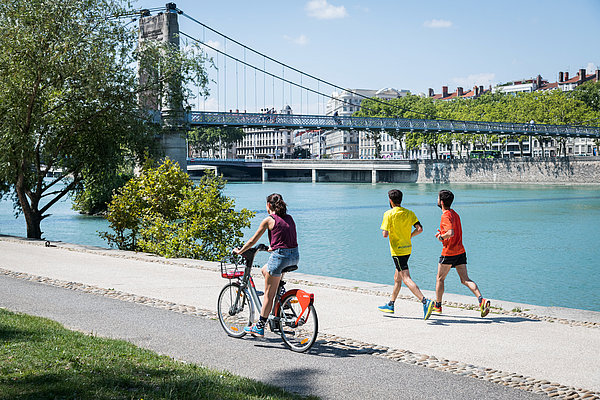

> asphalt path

[{"left": 0, "top": 275, "right": 548, "bottom": 400}]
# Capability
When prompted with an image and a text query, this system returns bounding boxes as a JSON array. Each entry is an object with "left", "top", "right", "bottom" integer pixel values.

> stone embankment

[{"left": 417, "top": 156, "right": 600, "bottom": 184}]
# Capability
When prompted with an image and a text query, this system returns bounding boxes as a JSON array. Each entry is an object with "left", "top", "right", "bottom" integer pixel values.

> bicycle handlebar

[{"left": 236, "top": 243, "right": 269, "bottom": 267}]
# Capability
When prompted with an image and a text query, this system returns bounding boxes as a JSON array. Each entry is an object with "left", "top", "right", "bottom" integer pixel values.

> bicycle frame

[{"left": 228, "top": 245, "right": 314, "bottom": 332}]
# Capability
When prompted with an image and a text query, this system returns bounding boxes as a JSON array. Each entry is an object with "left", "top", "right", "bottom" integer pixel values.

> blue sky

[{"left": 139, "top": 0, "right": 600, "bottom": 112}]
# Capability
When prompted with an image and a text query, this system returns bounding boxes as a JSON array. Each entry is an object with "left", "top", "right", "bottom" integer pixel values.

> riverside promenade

[{"left": 1, "top": 236, "right": 599, "bottom": 399}]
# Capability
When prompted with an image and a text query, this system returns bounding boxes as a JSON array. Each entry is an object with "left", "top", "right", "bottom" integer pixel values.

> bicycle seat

[{"left": 282, "top": 265, "right": 298, "bottom": 273}]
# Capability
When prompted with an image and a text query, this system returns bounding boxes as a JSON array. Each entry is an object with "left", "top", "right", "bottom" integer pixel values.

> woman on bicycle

[{"left": 234, "top": 193, "right": 299, "bottom": 337}]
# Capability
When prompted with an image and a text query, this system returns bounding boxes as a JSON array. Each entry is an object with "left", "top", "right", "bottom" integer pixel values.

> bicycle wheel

[
  {"left": 217, "top": 283, "right": 252, "bottom": 338},
  {"left": 278, "top": 294, "right": 318, "bottom": 352}
]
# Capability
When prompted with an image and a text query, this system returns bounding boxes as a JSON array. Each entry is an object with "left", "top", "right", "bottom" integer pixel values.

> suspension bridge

[
  {"left": 135, "top": 3, "right": 599, "bottom": 168},
  {"left": 188, "top": 111, "right": 599, "bottom": 137}
]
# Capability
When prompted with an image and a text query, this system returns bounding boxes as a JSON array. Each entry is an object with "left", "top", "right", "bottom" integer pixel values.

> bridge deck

[{"left": 189, "top": 111, "right": 600, "bottom": 138}]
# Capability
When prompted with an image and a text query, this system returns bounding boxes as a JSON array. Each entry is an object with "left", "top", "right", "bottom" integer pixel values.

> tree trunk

[
  {"left": 519, "top": 140, "right": 524, "bottom": 157},
  {"left": 15, "top": 173, "right": 43, "bottom": 239},
  {"left": 24, "top": 210, "right": 43, "bottom": 239}
]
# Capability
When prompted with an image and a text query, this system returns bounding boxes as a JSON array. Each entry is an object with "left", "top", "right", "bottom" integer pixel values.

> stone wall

[{"left": 416, "top": 157, "right": 600, "bottom": 184}]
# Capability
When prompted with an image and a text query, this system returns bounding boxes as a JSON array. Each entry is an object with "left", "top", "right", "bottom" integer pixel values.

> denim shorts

[{"left": 266, "top": 247, "right": 299, "bottom": 277}]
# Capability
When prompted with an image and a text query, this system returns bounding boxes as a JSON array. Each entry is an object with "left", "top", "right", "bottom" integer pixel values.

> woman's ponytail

[{"left": 266, "top": 193, "right": 287, "bottom": 217}]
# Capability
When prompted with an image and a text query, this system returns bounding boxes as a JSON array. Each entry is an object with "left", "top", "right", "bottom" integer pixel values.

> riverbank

[
  {"left": 416, "top": 156, "right": 600, "bottom": 184},
  {"left": 1, "top": 235, "right": 598, "bottom": 398}
]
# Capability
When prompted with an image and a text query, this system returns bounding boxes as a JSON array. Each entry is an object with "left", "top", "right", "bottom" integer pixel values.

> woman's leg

[{"left": 260, "top": 265, "right": 281, "bottom": 318}]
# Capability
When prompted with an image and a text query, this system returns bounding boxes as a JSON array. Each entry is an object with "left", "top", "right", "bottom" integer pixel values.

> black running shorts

[
  {"left": 392, "top": 254, "right": 410, "bottom": 271},
  {"left": 438, "top": 252, "right": 467, "bottom": 267}
]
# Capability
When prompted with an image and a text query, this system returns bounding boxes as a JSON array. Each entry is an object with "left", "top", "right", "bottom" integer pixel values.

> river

[{"left": 1, "top": 182, "right": 599, "bottom": 311}]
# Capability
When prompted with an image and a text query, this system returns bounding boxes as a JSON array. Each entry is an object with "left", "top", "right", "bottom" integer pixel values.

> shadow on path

[{"left": 383, "top": 313, "right": 537, "bottom": 326}]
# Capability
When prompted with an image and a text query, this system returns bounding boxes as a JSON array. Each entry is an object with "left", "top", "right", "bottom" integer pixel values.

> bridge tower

[{"left": 138, "top": 3, "right": 187, "bottom": 170}]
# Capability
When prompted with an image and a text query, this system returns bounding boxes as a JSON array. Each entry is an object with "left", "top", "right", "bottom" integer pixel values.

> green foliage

[
  {"left": 188, "top": 126, "right": 245, "bottom": 155},
  {"left": 292, "top": 147, "right": 311, "bottom": 159},
  {"left": 101, "top": 159, "right": 255, "bottom": 261},
  {"left": 72, "top": 168, "right": 134, "bottom": 215},
  {"left": 355, "top": 90, "right": 596, "bottom": 158},
  {"left": 0, "top": 0, "right": 210, "bottom": 238},
  {"left": 572, "top": 81, "right": 600, "bottom": 112}
]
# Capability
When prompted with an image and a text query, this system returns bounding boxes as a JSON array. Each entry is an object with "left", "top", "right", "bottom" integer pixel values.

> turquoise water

[{"left": 1, "top": 182, "right": 599, "bottom": 311}]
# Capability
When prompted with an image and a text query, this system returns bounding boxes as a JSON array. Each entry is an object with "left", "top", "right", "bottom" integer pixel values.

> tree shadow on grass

[
  {"left": 0, "top": 326, "right": 37, "bottom": 343},
  {"left": 1, "top": 361, "right": 314, "bottom": 400}
]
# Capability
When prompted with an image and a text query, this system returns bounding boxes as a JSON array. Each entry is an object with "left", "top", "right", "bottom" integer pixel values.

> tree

[
  {"left": 0, "top": 0, "right": 210, "bottom": 238},
  {"left": 100, "top": 159, "right": 254, "bottom": 261},
  {"left": 188, "top": 127, "right": 245, "bottom": 158},
  {"left": 292, "top": 147, "right": 311, "bottom": 159}
]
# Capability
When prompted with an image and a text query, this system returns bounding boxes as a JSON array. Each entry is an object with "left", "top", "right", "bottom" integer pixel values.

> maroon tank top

[{"left": 268, "top": 214, "right": 298, "bottom": 250}]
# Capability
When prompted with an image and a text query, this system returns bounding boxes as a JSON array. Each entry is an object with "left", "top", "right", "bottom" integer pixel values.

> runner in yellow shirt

[{"left": 378, "top": 189, "right": 434, "bottom": 320}]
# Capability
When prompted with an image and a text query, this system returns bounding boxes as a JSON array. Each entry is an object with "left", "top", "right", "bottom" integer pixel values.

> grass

[{"left": 0, "top": 308, "right": 317, "bottom": 400}]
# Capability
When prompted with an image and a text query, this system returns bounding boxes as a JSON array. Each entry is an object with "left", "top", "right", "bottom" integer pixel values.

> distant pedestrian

[
  {"left": 333, "top": 111, "right": 341, "bottom": 125},
  {"left": 378, "top": 189, "right": 434, "bottom": 320},
  {"left": 433, "top": 190, "right": 490, "bottom": 317}
]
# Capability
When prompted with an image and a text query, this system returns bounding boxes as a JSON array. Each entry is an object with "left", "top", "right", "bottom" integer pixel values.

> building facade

[{"left": 235, "top": 106, "right": 295, "bottom": 159}]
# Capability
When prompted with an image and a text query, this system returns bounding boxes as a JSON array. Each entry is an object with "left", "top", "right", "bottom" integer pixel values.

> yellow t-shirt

[{"left": 381, "top": 207, "right": 419, "bottom": 256}]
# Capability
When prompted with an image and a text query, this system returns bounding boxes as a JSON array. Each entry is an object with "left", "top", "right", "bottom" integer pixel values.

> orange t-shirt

[{"left": 440, "top": 209, "right": 466, "bottom": 256}]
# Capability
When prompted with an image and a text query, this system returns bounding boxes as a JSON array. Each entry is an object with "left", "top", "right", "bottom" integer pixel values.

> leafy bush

[{"left": 100, "top": 159, "right": 254, "bottom": 261}]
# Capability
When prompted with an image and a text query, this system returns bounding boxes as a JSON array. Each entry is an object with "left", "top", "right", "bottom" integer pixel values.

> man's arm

[
  {"left": 438, "top": 229, "right": 454, "bottom": 241},
  {"left": 411, "top": 222, "right": 423, "bottom": 238}
]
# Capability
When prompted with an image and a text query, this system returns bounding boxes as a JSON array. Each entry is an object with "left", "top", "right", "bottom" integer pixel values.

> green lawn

[{"left": 0, "top": 308, "right": 317, "bottom": 400}]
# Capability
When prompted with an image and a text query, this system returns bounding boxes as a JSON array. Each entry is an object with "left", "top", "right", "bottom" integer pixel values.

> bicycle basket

[{"left": 220, "top": 257, "right": 244, "bottom": 279}]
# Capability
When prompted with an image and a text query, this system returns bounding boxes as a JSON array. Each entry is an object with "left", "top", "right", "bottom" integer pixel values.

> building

[
  {"left": 429, "top": 85, "right": 490, "bottom": 100},
  {"left": 323, "top": 88, "right": 408, "bottom": 159},
  {"left": 235, "top": 106, "right": 295, "bottom": 159},
  {"left": 492, "top": 75, "right": 546, "bottom": 94}
]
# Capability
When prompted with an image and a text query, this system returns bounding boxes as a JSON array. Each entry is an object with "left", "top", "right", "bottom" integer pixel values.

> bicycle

[{"left": 216, "top": 244, "right": 318, "bottom": 352}]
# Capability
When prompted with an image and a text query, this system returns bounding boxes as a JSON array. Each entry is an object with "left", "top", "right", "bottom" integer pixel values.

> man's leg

[
  {"left": 399, "top": 269, "right": 425, "bottom": 301},
  {"left": 400, "top": 268, "right": 434, "bottom": 320},
  {"left": 391, "top": 269, "right": 403, "bottom": 301},
  {"left": 436, "top": 263, "right": 453, "bottom": 303},
  {"left": 456, "top": 264, "right": 490, "bottom": 317},
  {"left": 455, "top": 264, "right": 481, "bottom": 298}
]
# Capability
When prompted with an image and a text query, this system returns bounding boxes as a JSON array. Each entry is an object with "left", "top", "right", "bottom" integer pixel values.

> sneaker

[
  {"left": 243, "top": 324, "right": 264, "bottom": 337},
  {"left": 378, "top": 303, "right": 394, "bottom": 313},
  {"left": 432, "top": 304, "right": 442, "bottom": 314},
  {"left": 423, "top": 299, "right": 434, "bottom": 320},
  {"left": 480, "top": 298, "right": 491, "bottom": 317}
]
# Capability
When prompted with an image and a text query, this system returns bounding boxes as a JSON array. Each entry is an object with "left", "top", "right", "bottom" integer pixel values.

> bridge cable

[
  {"left": 179, "top": 31, "right": 411, "bottom": 120},
  {"left": 177, "top": 9, "right": 436, "bottom": 119}
]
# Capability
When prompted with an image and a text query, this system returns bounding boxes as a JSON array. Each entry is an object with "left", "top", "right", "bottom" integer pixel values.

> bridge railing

[{"left": 188, "top": 111, "right": 600, "bottom": 138}]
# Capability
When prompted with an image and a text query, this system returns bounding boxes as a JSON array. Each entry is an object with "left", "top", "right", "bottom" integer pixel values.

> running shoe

[
  {"left": 244, "top": 324, "right": 264, "bottom": 337},
  {"left": 423, "top": 299, "right": 434, "bottom": 320},
  {"left": 480, "top": 298, "right": 491, "bottom": 318},
  {"left": 378, "top": 303, "right": 394, "bottom": 313},
  {"left": 432, "top": 304, "right": 442, "bottom": 314}
]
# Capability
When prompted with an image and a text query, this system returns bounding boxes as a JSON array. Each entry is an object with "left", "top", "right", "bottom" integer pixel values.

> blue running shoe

[
  {"left": 378, "top": 303, "right": 394, "bottom": 313},
  {"left": 244, "top": 324, "right": 264, "bottom": 337},
  {"left": 423, "top": 299, "right": 434, "bottom": 320}
]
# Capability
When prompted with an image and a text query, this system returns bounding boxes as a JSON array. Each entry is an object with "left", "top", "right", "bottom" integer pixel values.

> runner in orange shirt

[{"left": 434, "top": 190, "right": 490, "bottom": 317}]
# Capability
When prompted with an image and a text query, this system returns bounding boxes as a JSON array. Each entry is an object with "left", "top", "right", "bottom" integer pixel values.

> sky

[{"left": 138, "top": 0, "right": 600, "bottom": 113}]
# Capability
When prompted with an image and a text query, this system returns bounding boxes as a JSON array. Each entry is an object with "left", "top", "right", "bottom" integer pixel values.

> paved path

[
  {"left": 0, "top": 236, "right": 599, "bottom": 398},
  {"left": 1, "top": 275, "right": 547, "bottom": 400}
]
